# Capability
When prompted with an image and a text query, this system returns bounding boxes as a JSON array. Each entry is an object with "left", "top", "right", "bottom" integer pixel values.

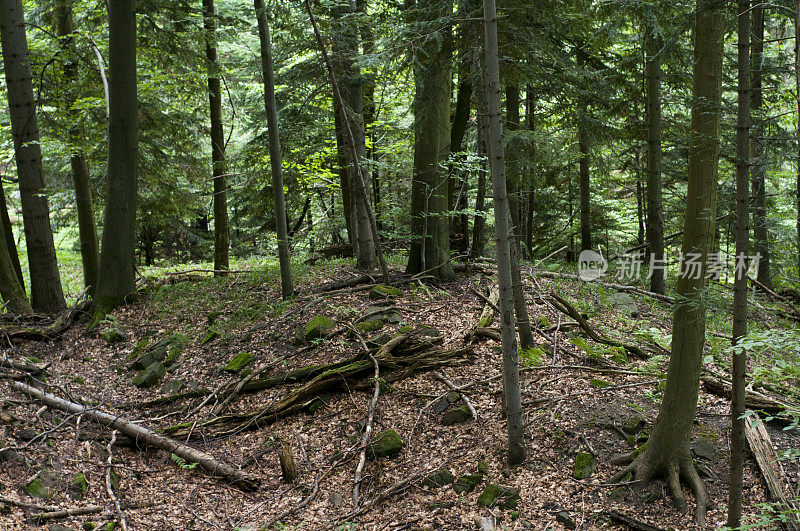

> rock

[
  {"left": 367, "top": 429, "right": 403, "bottom": 460},
  {"left": 589, "top": 378, "right": 613, "bottom": 388},
  {"left": 50, "top": 525, "right": 73, "bottom": 531},
  {"left": 477, "top": 484, "right": 520, "bottom": 510},
  {"left": 622, "top": 415, "right": 645, "bottom": 435},
  {"left": 329, "top": 491, "right": 344, "bottom": 507},
  {"left": 453, "top": 473, "right": 482, "bottom": 494},
  {"left": 446, "top": 391, "right": 461, "bottom": 403},
  {"left": 200, "top": 330, "right": 220, "bottom": 345},
  {"left": 222, "top": 352, "right": 253, "bottom": 373},
  {"left": 101, "top": 327, "right": 127, "bottom": 344},
  {"left": 442, "top": 405, "right": 472, "bottom": 426},
  {"left": 129, "top": 339, "right": 170, "bottom": 370},
  {"left": 23, "top": 476, "right": 52, "bottom": 499},
  {"left": 305, "top": 315, "right": 334, "bottom": 341},
  {"left": 369, "top": 284, "right": 401, "bottom": 300},
  {"left": 15, "top": 428, "right": 37, "bottom": 441},
  {"left": 82, "top": 523, "right": 95, "bottom": 531},
  {"left": 692, "top": 436, "right": 717, "bottom": 460},
  {"left": 69, "top": 472, "right": 89, "bottom": 500},
  {"left": 573, "top": 452, "right": 595, "bottom": 479},
  {"left": 422, "top": 469, "right": 455, "bottom": 488},
  {"left": 555, "top": 510, "right": 576, "bottom": 529},
  {"left": 132, "top": 362, "right": 166, "bottom": 388},
  {"left": 355, "top": 318, "right": 384, "bottom": 334},
  {"left": 607, "top": 292, "right": 638, "bottom": 318},
  {"left": 427, "top": 501, "right": 456, "bottom": 510},
  {"left": 0, "top": 448, "right": 24, "bottom": 464},
  {"left": 366, "top": 333, "right": 392, "bottom": 349},
  {"left": 477, "top": 459, "right": 488, "bottom": 474},
  {"left": 415, "top": 324, "right": 441, "bottom": 337},
  {"left": 161, "top": 380, "right": 183, "bottom": 394},
  {"left": 385, "top": 311, "right": 403, "bottom": 324},
  {"left": 432, "top": 397, "right": 449, "bottom": 413}
]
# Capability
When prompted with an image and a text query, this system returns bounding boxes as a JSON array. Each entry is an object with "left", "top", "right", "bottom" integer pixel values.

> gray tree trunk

[
  {"left": 0, "top": 0, "right": 66, "bottom": 312},
  {"left": 471, "top": 95, "right": 487, "bottom": 259},
  {"left": 255, "top": 0, "right": 293, "bottom": 299},
  {"left": 0, "top": 183, "right": 23, "bottom": 288},
  {"left": 93, "top": 0, "right": 138, "bottom": 316},
  {"left": 645, "top": 18, "right": 665, "bottom": 295},
  {"left": 577, "top": 49, "right": 591, "bottom": 252},
  {"left": 0, "top": 197, "right": 31, "bottom": 315},
  {"left": 483, "top": 0, "right": 525, "bottom": 467}
]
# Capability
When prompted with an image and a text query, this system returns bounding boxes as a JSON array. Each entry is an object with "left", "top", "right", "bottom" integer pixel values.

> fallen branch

[
  {"left": 472, "top": 285, "right": 499, "bottom": 327},
  {"left": 11, "top": 381, "right": 259, "bottom": 490},
  {"left": 2, "top": 299, "right": 91, "bottom": 343},
  {"left": 352, "top": 328, "right": 380, "bottom": 507},
  {"left": 433, "top": 371, "right": 477, "bottom": 420},
  {"left": 701, "top": 375, "right": 791, "bottom": 416},
  {"left": 526, "top": 379, "right": 660, "bottom": 406},
  {"left": 105, "top": 431, "right": 128, "bottom": 531},
  {"left": 534, "top": 271, "right": 674, "bottom": 305}
]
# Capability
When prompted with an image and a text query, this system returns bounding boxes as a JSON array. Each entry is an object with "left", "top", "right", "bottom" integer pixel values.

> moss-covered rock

[
  {"left": 691, "top": 436, "right": 717, "bottom": 460},
  {"left": 367, "top": 429, "right": 402, "bottom": 460},
  {"left": 129, "top": 339, "right": 171, "bottom": 370},
  {"left": 132, "top": 362, "right": 166, "bottom": 388},
  {"left": 23, "top": 477, "right": 51, "bottom": 499},
  {"left": 101, "top": 327, "right": 127, "bottom": 344},
  {"left": 422, "top": 469, "right": 455, "bottom": 488},
  {"left": 222, "top": 352, "right": 254, "bottom": 373},
  {"left": 477, "top": 484, "right": 520, "bottom": 510},
  {"left": 69, "top": 472, "right": 89, "bottom": 500},
  {"left": 200, "top": 330, "right": 220, "bottom": 345},
  {"left": 573, "top": 452, "right": 596, "bottom": 479},
  {"left": 622, "top": 415, "right": 645, "bottom": 435},
  {"left": 453, "top": 473, "right": 483, "bottom": 494},
  {"left": 161, "top": 380, "right": 183, "bottom": 394},
  {"left": 442, "top": 405, "right": 472, "bottom": 426},
  {"left": 355, "top": 318, "right": 384, "bottom": 334},
  {"left": 589, "top": 378, "right": 613, "bottom": 388},
  {"left": 305, "top": 315, "right": 334, "bottom": 341},
  {"left": 369, "top": 285, "right": 401, "bottom": 300}
]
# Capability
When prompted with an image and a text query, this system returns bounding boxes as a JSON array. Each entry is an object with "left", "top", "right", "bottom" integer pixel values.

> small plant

[
  {"left": 171, "top": 453, "right": 198, "bottom": 470},
  {"left": 520, "top": 346, "right": 546, "bottom": 366}
]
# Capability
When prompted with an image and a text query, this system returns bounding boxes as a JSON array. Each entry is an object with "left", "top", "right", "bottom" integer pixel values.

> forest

[{"left": 1, "top": 0, "right": 800, "bottom": 528}]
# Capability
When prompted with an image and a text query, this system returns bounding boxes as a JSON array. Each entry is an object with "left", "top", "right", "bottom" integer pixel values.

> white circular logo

[{"left": 577, "top": 250, "right": 607, "bottom": 281}]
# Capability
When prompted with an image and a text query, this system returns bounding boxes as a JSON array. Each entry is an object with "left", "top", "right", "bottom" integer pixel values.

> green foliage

[
  {"left": 520, "top": 346, "right": 546, "bottom": 367},
  {"left": 171, "top": 453, "right": 198, "bottom": 470}
]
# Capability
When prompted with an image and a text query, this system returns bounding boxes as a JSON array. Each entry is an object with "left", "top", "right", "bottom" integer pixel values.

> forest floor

[{"left": 0, "top": 256, "right": 798, "bottom": 530}]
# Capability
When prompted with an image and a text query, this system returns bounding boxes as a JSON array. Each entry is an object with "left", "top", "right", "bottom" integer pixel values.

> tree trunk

[
  {"left": 577, "top": 49, "right": 591, "bottom": 252},
  {"left": 333, "top": 97, "right": 354, "bottom": 244},
  {"left": 645, "top": 20, "right": 665, "bottom": 294},
  {"left": 0, "top": 183, "right": 23, "bottom": 289},
  {"left": 93, "top": 0, "right": 138, "bottom": 316},
  {"left": 405, "top": 0, "right": 455, "bottom": 280},
  {"left": 611, "top": 3, "right": 724, "bottom": 525},
  {"left": 505, "top": 85, "right": 521, "bottom": 236},
  {"left": 56, "top": 0, "right": 100, "bottom": 295},
  {"left": 0, "top": 199, "right": 31, "bottom": 315},
  {"left": 450, "top": 53, "right": 473, "bottom": 254},
  {"left": 483, "top": 0, "right": 525, "bottom": 467},
  {"left": 203, "top": 0, "right": 229, "bottom": 276},
  {"left": 797, "top": 0, "right": 800, "bottom": 280},
  {"left": 728, "top": 1, "right": 750, "bottom": 527},
  {"left": 471, "top": 90, "right": 488, "bottom": 259},
  {"left": 750, "top": 5, "right": 772, "bottom": 290},
  {"left": 524, "top": 86, "right": 535, "bottom": 258},
  {"left": 255, "top": 0, "right": 293, "bottom": 299},
  {"left": 0, "top": 0, "right": 66, "bottom": 312}
]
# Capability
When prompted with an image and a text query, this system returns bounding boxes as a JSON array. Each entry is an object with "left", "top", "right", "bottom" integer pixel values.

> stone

[
  {"left": 477, "top": 484, "right": 520, "bottom": 510},
  {"left": 50, "top": 525, "right": 73, "bottom": 531},
  {"left": 369, "top": 284, "right": 401, "bottom": 300},
  {"left": 432, "top": 397, "right": 449, "bottom": 413},
  {"left": 200, "top": 330, "right": 220, "bottom": 345},
  {"left": 222, "top": 352, "right": 253, "bottom": 373},
  {"left": 573, "top": 452, "right": 595, "bottom": 479},
  {"left": 82, "top": 523, "right": 95, "bottom": 531},
  {"left": 367, "top": 429, "right": 402, "bottom": 460},
  {"left": 24, "top": 476, "right": 52, "bottom": 499},
  {"left": 101, "top": 327, "right": 127, "bottom": 344},
  {"left": 15, "top": 428, "right": 37, "bottom": 441},
  {"left": 329, "top": 491, "right": 344, "bottom": 507},
  {"left": 622, "top": 415, "right": 645, "bottom": 435},
  {"left": 132, "top": 362, "right": 166, "bottom": 388},
  {"left": 589, "top": 379, "right": 613, "bottom": 388},
  {"left": 477, "top": 460, "right": 488, "bottom": 474},
  {"left": 692, "top": 436, "right": 717, "bottom": 460},
  {"left": 453, "top": 474, "right": 482, "bottom": 494},
  {"left": 69, "top": 472, "right": 89, "bottom": 500},
  {"left": 422, "top": 469, "right": 455, "bottom": 488},
  {"left": 129, "top": 339, "right": 170, "bottom": 370},
  {"left": 161, "top": 380, "right": 183, "bottom": 394},
  {"left": 305, "top": 315, "right": 334, "bottom": 341},
  {"left": 442, "top": 405, "right": 472, "bottom": 426},
  {"left": 555, "top": 510, "right": 577, "bottom": 529},
  {"left": 607, "top": 292, "right": 638, "bottom": 318},
  {"left": 385, "top": 311, "right": 403, "bottom": 324},
  {"left": 427, "top": 501, "right": 456, "bottom": 510},
  {"left": 355, "top": 318, "right": 384, "bottom": 334}
]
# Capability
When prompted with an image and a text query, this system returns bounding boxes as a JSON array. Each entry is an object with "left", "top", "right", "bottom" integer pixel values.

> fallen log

[
  {"left": 701, "top": 375, "right": 790, "bottom": 416},
  {"left": 535, "top": 271, "right": 674, "bottom": 305},
  {"left": 11, "top": 381, "right": 259, "bottom": 490},
  {"left": 473, "top": 285, "right": 499, "bottom": 327},
  {"left": 165, "top": 333, "right": 471, "bottom": 440},
  {"left": 745, "top": 419, "right": 800, "bottom": 531},
  {"left": 2, "top": 299, "right": 90, "bottom": 343}
]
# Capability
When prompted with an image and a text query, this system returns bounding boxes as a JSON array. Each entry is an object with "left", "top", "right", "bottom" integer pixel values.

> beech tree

[
  {"left": 0, "top": 0, "right": 67, "bottom": 313},
  {"left": 609, "top": 2, "right": 725, "bottom": 524}
]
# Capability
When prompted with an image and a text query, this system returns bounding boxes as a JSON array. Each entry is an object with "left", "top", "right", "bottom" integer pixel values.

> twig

[
  {"left": 552, "top": 313, "right": 562, "bottom": 366},
  {"left": 469, "top": 286, "right": 500, "bottom": 314},
  {"left": 349, "top": 325, "right": 381, "bottom": 508},
  {"left": 212, "top": 354, "right": 290, "bottom": 415},
  {"left": 433, "top": 371, "right": 477, "bottom": 420},
  {"left": 105, "top": 431, "right": 128, "bottom": 531}
]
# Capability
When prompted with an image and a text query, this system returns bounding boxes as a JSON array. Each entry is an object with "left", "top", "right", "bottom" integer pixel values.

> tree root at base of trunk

[{"left": 609, "top": 449, "right": 708, "bottom": 526}]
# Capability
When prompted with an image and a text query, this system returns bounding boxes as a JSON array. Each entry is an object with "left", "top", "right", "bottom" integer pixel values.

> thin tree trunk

[
  {"left": 483, "top": 0, "right": 525, "bottom": 467},
  {"left": 0, "top": 183, "right": 23, "bottom": 288},
  {"left": 203, "top": 0, "right": 229, "bottom": 276},
  {"left": 333, "top": 97, "right": 354, "bottom": 243},
  {"left": 0, "top": 0, "right": 66, "bottom": 312},
  {"left": 505, "top": 85, "right": 521, "bottom": 236},
  {"left": 728, "top": 1, "right": 750, "bottom": 526},
  {"left": 751, "top": 6, "right": 771, "bottom": 289},
  {"left": 795, "top": 0, "right": 800, "bottom": 279},
  {"left": 450, "top": 54, "right": 473, "bottom": 254},
  {"left": 57, "top": 0, "right": 100, "bottom": 295},
  {"left": 645, "top": 18, "right": 665, "bottom": 294},
  {"left": 525, "top": 86, "right": 535, "bottom": 258},
  {"left": 255, "top": 0, "right": 293, "bottom": 299},
  {"left": 577, "top": 49, "right": 591, "bottom": 252},
  {"left": 471, "top": 90, "right": 488, "bottom": 259},
  {"left": 92, "top": 0, "right": 138, "bottom": 317},
  {"left": 0, "top": 200, "right": 31, "bottom": 315}
]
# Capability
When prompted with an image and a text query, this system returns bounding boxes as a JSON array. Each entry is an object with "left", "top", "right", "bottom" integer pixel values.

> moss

[
  {"left": 132, "top": 363, "right": 166, "bottom": 388},
  {"left": 23, "top": 478, "right": 51, "bottom": 499},
  {"left": 442, "top": 405, "right": 472, "bottom": 426},
  {"left": 369, "top": 285, "right": 401, "bottom": 300},
  {"left": 573, "top": 452, "right": 595, "bottom": 479},
  {"left": 200, "top": 330, "right": 220, "bottom": 345},
  {"left": 453, "top": 473, "right": 483, "bottom": 494},
  {"left": 101, "top": 327, "right": 127, "bottom": 344},
  {"left": 422, "top": 469, "right": 455, "bottom": 488},
  {"left": 367, "top": 429, "right": 403, "bottom": 460},
  {"left": 355, "top": 318, "right": 384, "bottom": 334},
  {"left": 305, "top": 315, "right": 334, "bottom": 341},
  {"left": 222, "top": 352, "right": 254, "bottom": 373},
  {"left": 477, "top": 484, "right": 520, "bottom": 509},
  {"left": 589, "top": 378, "right": 613, "bottom": 388}
]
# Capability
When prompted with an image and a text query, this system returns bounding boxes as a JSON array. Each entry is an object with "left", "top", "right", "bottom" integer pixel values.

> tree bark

[
  {"left": 728, "top": 1, "right": 750, "bottom": 527},
  {"left": 483, "top": 0, "right": 525, "bottom": 466},
  {"left": 93, "top": 0, "right": 138, "bottom": 316},
  {"left": 505, "top": 85, "right": 521, "bottom": 235},
  {"left": 0, "top": 0, "right": 66, "bottom": 312},
  {"left": 405, "top": 0, "right": 456, "bottom": 280},
  {"left": 471, "top": 89, "right": 488, "bottom": 259},
  {"left": 645, "top": 19, "right": 665, "bottom": 294},
  {"left": 255, "top": 0, "right": 293, "bottom": 299},
  {"left": 0, "top": 200, "right": 31, "bottom": 315},
  {"left": 577, "top": 49, "right": 591, "bottom": 252},
  {"left": 611, "top": 3, "right": 724, "bottom": 525},
  {"left": 450, "top": 53, "right": 473, "bottom": 254},
  {"left": 795, "top": 0, "right": 800, "bottom": 280},
  {"left": 203, "top": 0, "right": 229, "bottom": 276},
  {"left": 0, "top": 182, "right": 23, "bottom": 289},
  {"left": 56, "top": 0, "right": 100, "bottom": 295}
]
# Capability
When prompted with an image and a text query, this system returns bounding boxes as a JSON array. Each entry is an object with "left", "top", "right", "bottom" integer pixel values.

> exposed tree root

[{"left": 1, "top": 300, "right": 90, "bottom": 344}]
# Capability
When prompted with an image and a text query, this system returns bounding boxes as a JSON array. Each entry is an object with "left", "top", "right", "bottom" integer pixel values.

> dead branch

[
  {"left": 353, "top": 347, "right": 380, "bottom": 507},
  {"left": 433, "top": 371, "right": 477, "bottom": 420},
  {"left": 2, "top": 299, "right": 91, "bottom": 343},
  {"left": 534, "top": 271, "right": 674, "bottom": 305},
  {"left": 105, "top": 431, "right": 128, "bottom": 531},
  {"left": 11, "top": 381, "right": 259, "bottom": 490}
]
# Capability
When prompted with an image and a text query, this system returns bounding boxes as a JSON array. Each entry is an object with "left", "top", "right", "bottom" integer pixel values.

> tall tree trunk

[
  {"left": 0, "top": 0, "right": 66, "bottom": 312},
  {"left": 450, "top": 53, "right": 473, "bottom": 254},
  {"left": 0, "top": 183, "right": 23, "bottom": 288},
  {"left": 203, "top": 0, "right": 229, "bottom": 276},
  {"left": 333, "top": 97, "right": 354, "bottom": 243},
  {"left": 645, "top": 19, "right": 665, "bottom": 294},
  {"left": 255, "top": 0, "right": 293, "bottom": 299},
  {"left": 483, "top": 0, "right": 525, "bottom": 467},
  {"left": 405, "top": 0, "right": 455, "bottom": 280},
  {"left": 728, "top": 1, "right": 750, "bottom": 527},
  {"left": 359, "top": 0, "right": 381, "bottom": 232},
  {"left": 797, "top": 0, "right": 800, "bottom": 280},
  {"left": 751, "top": 5, "right": 771, "bottom": 289},
  {"left": 0, "top": 206, "right": 31, "bottom": 315},
  {"left": 610, "top": 3, "right": 724, "bottom": 525},
  {"left": 471, "top": 96, "right": 487, "bottom": 259},
  {"left": 93, "top": 0, "right": 138, "bottom": 316},
  {"left": 524, "top": 85, "right": 535, "bottom": 258},
  {"left": 577, "top": 49, "right": 591, "bottom": 252},
  {"left": 57, "top": 0, "right": 100, "bottom": 295},
  {"left": 505, "top": 85, "right": 521, "bottom": 235}
]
